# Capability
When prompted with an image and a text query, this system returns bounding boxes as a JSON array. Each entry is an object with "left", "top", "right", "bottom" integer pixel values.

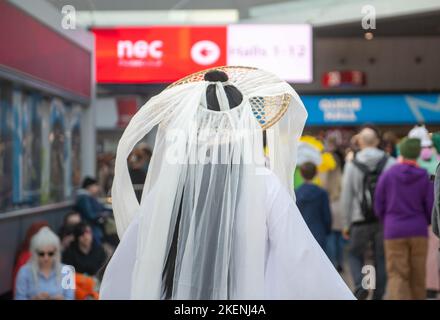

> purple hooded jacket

[{"left": 374, "top": 163, "right": 434, "bottom": 239}]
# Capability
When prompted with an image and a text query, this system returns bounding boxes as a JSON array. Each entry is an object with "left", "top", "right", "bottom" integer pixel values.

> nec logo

[{"left": 117, "top": 40, "right": 163, "bottom": 59}]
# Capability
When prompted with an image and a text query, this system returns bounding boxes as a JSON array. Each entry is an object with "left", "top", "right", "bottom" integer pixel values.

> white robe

[{"left": 100, "top": 168, "right": 355, "bottom": 300}]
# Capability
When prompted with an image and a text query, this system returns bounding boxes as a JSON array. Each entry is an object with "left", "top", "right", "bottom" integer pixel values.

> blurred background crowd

[{"left": 9, "top": 124, "right": 440, "bottom": 300}]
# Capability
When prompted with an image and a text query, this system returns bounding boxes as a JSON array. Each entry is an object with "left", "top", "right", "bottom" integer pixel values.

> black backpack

[{"left": 352, "top": 154, "right": 388, "bottom": 223}]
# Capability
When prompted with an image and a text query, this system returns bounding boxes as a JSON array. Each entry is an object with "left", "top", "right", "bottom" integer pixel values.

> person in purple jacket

[{"left": 374, "top": 137, "right": 434, "bottom": 300}]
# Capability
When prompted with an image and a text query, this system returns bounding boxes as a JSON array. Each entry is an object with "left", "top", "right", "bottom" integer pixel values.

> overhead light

[
  {"left": 364, "top": 32, "right": 374, "bottom": 40},
  {"left": 76, "top": 10, "right": 239, "bottom": 27}
]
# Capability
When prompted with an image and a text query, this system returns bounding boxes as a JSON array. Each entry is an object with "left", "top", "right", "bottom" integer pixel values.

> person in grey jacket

[{"left": 341, "top": 127, "right": 395, "bottom": 299}]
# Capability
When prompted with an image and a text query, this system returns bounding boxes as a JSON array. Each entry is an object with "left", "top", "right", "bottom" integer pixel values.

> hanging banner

[{"left": 302, "top": 94, "right": 440, "bottom": 125}]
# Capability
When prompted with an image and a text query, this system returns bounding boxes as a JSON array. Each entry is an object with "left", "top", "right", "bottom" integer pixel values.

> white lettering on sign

[
  {"left": 227, "top": 24, "right": 313, "bottom": 83},
  {"left": 117, "top": 40, "right": 163, "bottom": 59},
  {"left": 319, "top": 98, "right": 361, "bottom": 122}
]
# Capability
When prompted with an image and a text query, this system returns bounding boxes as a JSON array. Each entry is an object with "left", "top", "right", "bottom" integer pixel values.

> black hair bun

[{"left": 204, "top": 70, "right": 229, "bottom": 82}]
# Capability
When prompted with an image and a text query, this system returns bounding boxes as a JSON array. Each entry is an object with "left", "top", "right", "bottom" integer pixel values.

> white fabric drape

[
  {"left": 100, "top": 168, "right": 355, "bottom": 299},
  {"left": 103, "top": 68, "right": 354, "bottom": 299}
]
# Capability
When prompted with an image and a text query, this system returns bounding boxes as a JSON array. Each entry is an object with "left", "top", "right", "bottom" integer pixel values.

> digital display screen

[{"left": 93, "top": 25, "right": 313, "bottom": 84}]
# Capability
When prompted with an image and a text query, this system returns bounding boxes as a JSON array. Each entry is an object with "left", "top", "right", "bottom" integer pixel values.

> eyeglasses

[{"left": 37, "top": 251, "right": 56, "bottom": 257}]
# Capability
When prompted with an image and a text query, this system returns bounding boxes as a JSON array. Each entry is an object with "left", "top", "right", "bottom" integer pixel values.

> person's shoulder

[
  {"left": 316, "top": 184, "right": 329, "bottom": 195},
  {"left": 384, "top": 155, "right": 397, "bottom": 166},
  {"left": 306, "top": 183, "right": 328, "bottom": 197},
  {"left": 92, "top": 243, "right": 106, "bottom": 255},
  {"left": 295, "top": 183, "right": 306, "bottom": 192},
  {"left": 384, "top": 161, "right": 399, "bottom": 172},
  {"left": 75, "top": 194, "right": 87, "bottom": 205},
  {"left": 302, "top": 182, "right": 319, "bottom": 190},
  {"left": 342, "top": 160, "right": 355, "bottom": 172},
  {"left": 62, "top": 244, "right": 76, "bottom": 258},
  {"left": 415, "top": 166, "right": 433, "bottom": 181},
  {"left": 16, "top": 263, "right": 32, "bottom": 279}
]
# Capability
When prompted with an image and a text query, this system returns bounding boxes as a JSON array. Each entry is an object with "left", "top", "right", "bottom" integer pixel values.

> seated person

[
  {"left": 58, "top": 211, "right": 81, "bottom": 251},
  {"left": 75, "top": 177, "right": 109, "bottom": 244},
  {"left": 15, "top": 227, "right": 74, "bottom": 300},
  {"left": 62, "top": 222, "right": 107, "bottom": 276},
  {"left": 12, "top": 221, "right": 49, "bottom": 295}
]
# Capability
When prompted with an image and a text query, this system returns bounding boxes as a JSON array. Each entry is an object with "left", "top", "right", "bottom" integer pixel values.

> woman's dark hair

[
  {"left": 59, "top": 211, "right": 81, "bottom": 239},
  {"left": 204, "top": 70, "right": 243, "bottom": 111},
  {"left": 73, "top": 221, "right": 92, "bottom": 241}
]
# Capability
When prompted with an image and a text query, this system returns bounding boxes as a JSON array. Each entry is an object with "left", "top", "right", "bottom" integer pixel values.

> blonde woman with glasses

[{"left": 15, "top": 226, "right": 75, "bottom": 300}]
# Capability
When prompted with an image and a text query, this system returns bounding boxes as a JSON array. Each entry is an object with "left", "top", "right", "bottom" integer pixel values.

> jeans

[
  {"left": 348, "top": 222, "right": 386, "bottom": 300},
  {"left": 326, "top": 231, "right": 346, "bottom": 270}
]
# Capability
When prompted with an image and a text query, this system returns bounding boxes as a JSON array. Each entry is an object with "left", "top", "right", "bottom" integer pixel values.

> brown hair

[{"left": 300, "top": 162, "right": 317, "bottom": 181}]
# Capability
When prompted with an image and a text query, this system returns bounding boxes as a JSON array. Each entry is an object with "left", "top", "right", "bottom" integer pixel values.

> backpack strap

[
  {"left": 352, "top": 158, "right": 370, "bottom": 175},
  {"left": 375, "top": 154, "right": 389, "bottom": 174},
  {"left": 352, "top": 154, "right": 388, "bottom": 174}
]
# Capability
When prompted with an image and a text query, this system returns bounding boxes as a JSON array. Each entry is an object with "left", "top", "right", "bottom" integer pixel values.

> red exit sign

[{"left": 322, "top": 70, "right": 366, "bottom": 88}]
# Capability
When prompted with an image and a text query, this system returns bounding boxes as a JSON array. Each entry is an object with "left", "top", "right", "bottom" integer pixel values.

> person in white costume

[{"left": 99, "top": 67, "right": 355, "bottom": 300}]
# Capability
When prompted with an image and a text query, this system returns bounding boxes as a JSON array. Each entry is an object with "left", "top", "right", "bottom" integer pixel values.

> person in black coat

[{"left": 62, "top": 222, "right": 107, "bottom": 276}]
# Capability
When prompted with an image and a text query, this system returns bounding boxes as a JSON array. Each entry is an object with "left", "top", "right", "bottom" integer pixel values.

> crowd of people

[
  {"left": 12, "top": 179, "right": 115, "bottom": 300},
  {"left": 10, "top": 123, "right": 440, "bottom": 300},
  {"left": 296, "top": 124, "right": 438, "bottom": 300},
  {"left": 11, "top": 144, "right": 153, "bottom": 300}
]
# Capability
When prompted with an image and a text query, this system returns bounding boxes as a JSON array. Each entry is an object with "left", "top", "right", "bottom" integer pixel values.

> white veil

[{"left": 110, "top": 67, "right": 307, "bottom": 299}]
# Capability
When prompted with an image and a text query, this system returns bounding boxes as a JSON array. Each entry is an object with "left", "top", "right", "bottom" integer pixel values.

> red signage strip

[
  {"left": 0, "top": 1, "right": 92, "bottom": 98},
  {"left": 93, "top": 26, "right": 227, "bottom": 84}
]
